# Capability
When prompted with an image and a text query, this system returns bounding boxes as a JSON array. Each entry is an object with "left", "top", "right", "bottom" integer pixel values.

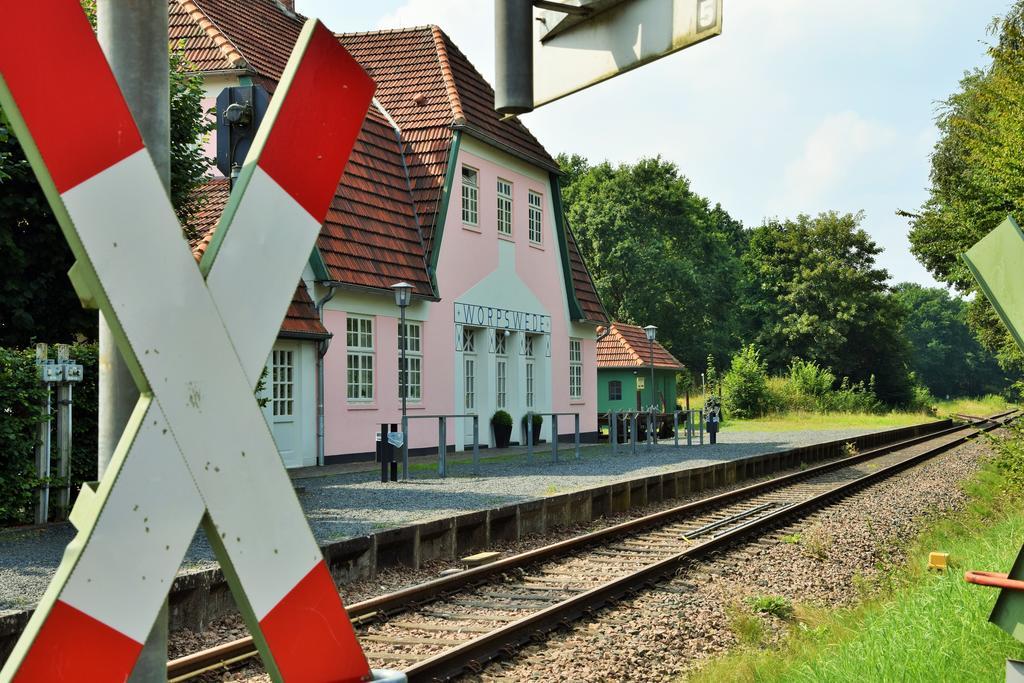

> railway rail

[{"left": 168, "top": 411, "right": 1016, "bottom": 682}]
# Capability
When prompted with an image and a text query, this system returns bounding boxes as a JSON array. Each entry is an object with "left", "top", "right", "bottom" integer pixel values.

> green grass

[
  {"left": 686, "top": 455, "right": 1024, "bottom": 683},
  {"left": 935, "top": 395, "right": 1015, "bottom": 419},
  {"left": 718, "top": 410, "right": 933, "bottom": 433}
]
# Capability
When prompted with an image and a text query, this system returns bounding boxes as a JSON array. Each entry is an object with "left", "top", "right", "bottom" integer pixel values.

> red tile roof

[
  {"left": 597, "top": 323, "right": 684, "bottom": 370},
  {"left": 186, "top": 178, "right": 328, "bottom": 339},
  {"left": 170, "top": 1, "right": 606, "bottom": 323}
]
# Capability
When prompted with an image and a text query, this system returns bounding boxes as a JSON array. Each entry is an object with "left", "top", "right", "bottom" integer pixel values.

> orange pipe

[{"left": 964, "top": 571, "right": 1024, "bottom": 591}]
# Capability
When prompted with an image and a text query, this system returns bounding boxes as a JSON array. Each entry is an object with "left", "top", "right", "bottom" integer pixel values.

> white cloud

[{"left": 780, "top": 111, "right": 897, "bottom": 210}]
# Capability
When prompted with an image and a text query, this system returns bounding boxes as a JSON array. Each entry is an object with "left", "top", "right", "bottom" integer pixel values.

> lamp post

[
  {"left": 644, "top": 325, "right": 657, "bottom": 445},
  {"left": 392, "top": 282, "right": 414, "bottom": 479}
]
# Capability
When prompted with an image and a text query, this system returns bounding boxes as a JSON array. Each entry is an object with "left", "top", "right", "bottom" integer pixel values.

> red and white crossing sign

[{"left": 0, "top": 2, "right": 376, "bottom": 681}]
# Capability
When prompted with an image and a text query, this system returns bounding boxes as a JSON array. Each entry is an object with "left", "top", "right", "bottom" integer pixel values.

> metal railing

[
  {"left": 605, "top": 409, "right": 705, "bottom": 455},
  {"left": 400, "top": 414, "right": 480, "bottom": 479},
  {"left": 525, "top": 411, "right": 580, "bottom": 464}
]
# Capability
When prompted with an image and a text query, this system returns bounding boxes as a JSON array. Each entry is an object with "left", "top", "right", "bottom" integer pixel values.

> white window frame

[
  {"left": 497, "top": 178, "right": 513, "bottom": 237},
  {"left": 525, "top": 362, "right": 535, "bottom": 408},
  {"left": 495, "top": 330, "right": 508, "bottom": 409},
  {"left": 569, "top": 338, "right": 582, "bottom": 400},
  {"left": 528, "top": 190, "right": 543, "bottom": 244},
  {"left": 271, "top": 349, "right": 294, "bottom": 417},
  {"left": 398, "top": 321, "right": 422, "bottom": 402},
  {"left": 464, "top": 357, "right": 476, "bottom": 411},
  {"left": 346, "top": 315, "right": 374, "bottom": 401},
  {"left": 462, "top": 165, "right": 479, "bottom": 226}
]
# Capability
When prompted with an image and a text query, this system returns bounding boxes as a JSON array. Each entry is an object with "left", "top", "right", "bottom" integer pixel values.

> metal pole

[
  {"left": 401, "top": 414, "right": 409, "bottom": 480},
  {"left": 35, "top": 344, "right": 51, "bottom": 526},
  {"left": 552, "top": 414, "right": 559, "bottom": 463},
  {"left": 673, "top": 410, "right": 679, "bottom": 447},
  {"left": 687, "top": 410, "right": 693, "bottom": 446},
  {"left": 438, "top": 417, "right": 446, "bottom": 478},
  {"left": 494, "top": 0, "right": 534, "bottom": 115},
  {"left": 574, "top": 413, "right": 580, "bottom": 460},
  {"left": 98, "top": 2, "right": 170, "bottom": 679},
  {"left": 699, "top": 410, "right": 704, "bottom": 445},
  {"left": 649, "top": 338, "right": 655, "bottom": 413},
  {"left": 400, "top": 305, "right": 408, "bottom": 480},
  {"left": 630, "top": 413, "right": 637, "bottom": 456},
  {"left": 472, "top": 416, "right": 480, "bottom": 476},
  {"left": 527, "top": 411, "right": 533, "bottom": 464},
  {"left": 611, "top": 410, "right": 618, "bottom": 455},
  {"left": 55, "top": 344, "right": 73, "bottom": 519}
]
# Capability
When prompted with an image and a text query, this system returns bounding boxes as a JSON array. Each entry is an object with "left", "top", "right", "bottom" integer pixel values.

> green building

[{"left": 596, "top": 322, "right": 684, "bottom": 413}]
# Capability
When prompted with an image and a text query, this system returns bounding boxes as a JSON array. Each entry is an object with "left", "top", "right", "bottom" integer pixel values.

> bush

[
  {"left": 788, "top": 359, "right": 835, "bottom": 397},
  {"left": 722, "top": 345, "right": 770, "bottom": 419},
  {"left": 0, "top": 343, "right": 97, "bottom": 525},
  {"left": 491, "top": 410, "right": 512, "bottom": 428},
  {"left": 521, "top": 413, "right": 543, "bottom": 431},
  {"left": 988, "top": 421, "right": 1024, "bottom": 494}
]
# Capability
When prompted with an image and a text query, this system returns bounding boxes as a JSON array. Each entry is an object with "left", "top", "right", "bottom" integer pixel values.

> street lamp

[
  {"left": 644, "top": 325, "right": 657, "bottom": 444},
  {"left": 392, "top": 282, "right": 414, "bottom": 479}
]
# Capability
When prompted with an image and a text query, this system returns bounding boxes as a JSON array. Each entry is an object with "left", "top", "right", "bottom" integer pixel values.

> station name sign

[{"left": 455, "top": 301, "right": 550, "bottom": 334}]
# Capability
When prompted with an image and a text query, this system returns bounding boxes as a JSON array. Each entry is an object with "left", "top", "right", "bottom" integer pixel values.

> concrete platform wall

[{"left": 0, "top": 419, "right": 950, "bottom": 661}]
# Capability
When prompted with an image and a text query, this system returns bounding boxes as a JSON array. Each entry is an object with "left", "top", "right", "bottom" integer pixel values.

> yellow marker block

[
  {"left": 928, "top": 552, "right": 949, "bottom": 571},
  {"left": 462, "top": 551, "right": 502, "bottom": 567}
]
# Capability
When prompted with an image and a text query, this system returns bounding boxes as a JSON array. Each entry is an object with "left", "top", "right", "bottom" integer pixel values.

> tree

[
  {"left": 907, "top": 2, "right": 1024, "bottom": 372},
  {"left": 557, "top": 154, "right": 745, "bottom": 372},
  {"left": 892, "top": 283, "right": 1011, "bottom": 397},
  {"left": 0, "top": 30, "right": 212, "bottom": 346},
  {"left": 742, "top": 211, "right": 913, "bottom": 405}
]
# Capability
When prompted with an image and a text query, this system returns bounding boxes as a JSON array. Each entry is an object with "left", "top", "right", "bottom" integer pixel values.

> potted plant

[
  {"left": 521, "top": 413, "right": 543, "bottom": 445},
  {"left": 492, "top": 410, "right": 513, "bottom": 448}
]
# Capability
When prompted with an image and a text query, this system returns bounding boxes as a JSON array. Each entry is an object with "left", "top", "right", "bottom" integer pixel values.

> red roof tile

[
  {"left": 171, "top": 2, "right": 605, "bottom": 321},
  {"left": 597, "top": 323, "right": 684, "bottom": 370},
  {"left": 186, "top": 178, "right": 327, "bottom": 339}
]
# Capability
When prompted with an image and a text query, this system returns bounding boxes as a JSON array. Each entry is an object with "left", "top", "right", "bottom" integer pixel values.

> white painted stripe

[
  {"left": 60, "top": 399, "right": 205, "bottom": 642},
  {"left": 207, "top": 166, "right": 322, "bottom": 385},
  {"left": 62, "top": 150, "right": 321, "bottom": 619}
]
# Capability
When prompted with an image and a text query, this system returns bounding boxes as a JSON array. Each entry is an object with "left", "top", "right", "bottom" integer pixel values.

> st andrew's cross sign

[{"left": 0, "top": 3, "right": 376, "bottom": 681}]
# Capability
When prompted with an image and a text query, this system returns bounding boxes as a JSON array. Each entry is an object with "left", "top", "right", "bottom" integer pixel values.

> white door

[
  {"left": 462, "top": 326, "right": 477, "bottom": 446},
  {"left": 268, "top": 343, "right": 302, "bottom": 467}
]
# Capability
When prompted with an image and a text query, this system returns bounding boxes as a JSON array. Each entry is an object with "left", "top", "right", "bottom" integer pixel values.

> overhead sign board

[{"left": 532, "top": 0, "right": 723, "bottom": 108}]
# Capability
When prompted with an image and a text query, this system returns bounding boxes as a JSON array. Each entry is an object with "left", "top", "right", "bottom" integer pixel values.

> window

[
  {"left": 496, "top": 360, "right": 507, "bottom": 408},
  {"left": 569, "top": 338, "right": 582, "bottom": 400},
  {"left": 464, "top": 358, "right": 475, "bottom": 410},
  {"left": 528, "top": 191, "right": 543, "bottom": 243},
  {"left": 271, "top": 349, "right": 294, "bottom": 416},
  {"left": 462, "top": 166, "right": 478, "bottom": 225},
  {"left": 525, "top": 362, "right": 534, "bottom": 408},
  {"left": 608, "top": 380, "right": 622, "bottom": 401},
  {"left": 525, "top": 334, "right": 535, "bottom": 408},
  {"left": 497, "top": 178, "right": 513, "bottom": 236},
  {"left": 346, "top": 316, "right": 374, "bottom": 400},
  {"left": 494, "top": 331, "right": 507, "bottom": 355},
  {"left": 461, "top": 326, "right": 476, "bottom": 353},
  {"left": 398, "top": 321, "right": 422, "bottom": 401}
]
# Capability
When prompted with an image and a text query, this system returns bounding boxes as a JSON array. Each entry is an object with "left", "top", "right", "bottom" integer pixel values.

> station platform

[{"left": 0, "top": 420, "right": 948, "bottom": 655}]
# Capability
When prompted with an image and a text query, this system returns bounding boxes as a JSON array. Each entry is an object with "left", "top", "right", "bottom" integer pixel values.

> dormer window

[{"left": 462, "top": 166, "right": 479, "bottom": 225}]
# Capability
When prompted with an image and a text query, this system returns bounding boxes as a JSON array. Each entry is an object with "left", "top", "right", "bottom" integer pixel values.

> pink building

[{"left": 172, "top": 0, "right": 609, "bottom": 466}]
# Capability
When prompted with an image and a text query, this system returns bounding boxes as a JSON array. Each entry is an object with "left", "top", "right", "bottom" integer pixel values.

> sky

[{"left": 298, "top": 0, "right": 1011, "bottom": 287}]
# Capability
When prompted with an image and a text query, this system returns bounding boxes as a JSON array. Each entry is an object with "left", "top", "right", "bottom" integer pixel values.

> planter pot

[
  {"left": 493, "top": 423, "right": 512, "bottom": 449},
  {"left": 523, "top": 420, "right": 542, "bottom": 445}
]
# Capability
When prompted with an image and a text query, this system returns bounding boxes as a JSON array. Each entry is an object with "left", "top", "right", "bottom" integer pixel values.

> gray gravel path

[{"left": 0, "top": 426, "right": 882, "bottom": 612}]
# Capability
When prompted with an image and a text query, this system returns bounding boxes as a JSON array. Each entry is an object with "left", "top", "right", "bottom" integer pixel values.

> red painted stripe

[
  {"left": 12, "top": 600, "right": 142, "bottom": 682},
  {"left": 258, "top": 21, "right": 375, "bottom": 222},
  {"left": 0, "top": 0, "right": 143, "bottom": 194},
  {"left": 259, "top": 560, "right": 370, "bottom": 682}
]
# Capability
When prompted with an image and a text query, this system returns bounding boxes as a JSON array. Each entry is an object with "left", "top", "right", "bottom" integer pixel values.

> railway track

[{"left": 168, "top": 411, "right": 1016, "bottom": 682}]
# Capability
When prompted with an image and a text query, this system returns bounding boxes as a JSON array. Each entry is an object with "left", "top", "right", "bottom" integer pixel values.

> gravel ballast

[{"left": 0, "top": 426, "right": 897, "bottom": 613}]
